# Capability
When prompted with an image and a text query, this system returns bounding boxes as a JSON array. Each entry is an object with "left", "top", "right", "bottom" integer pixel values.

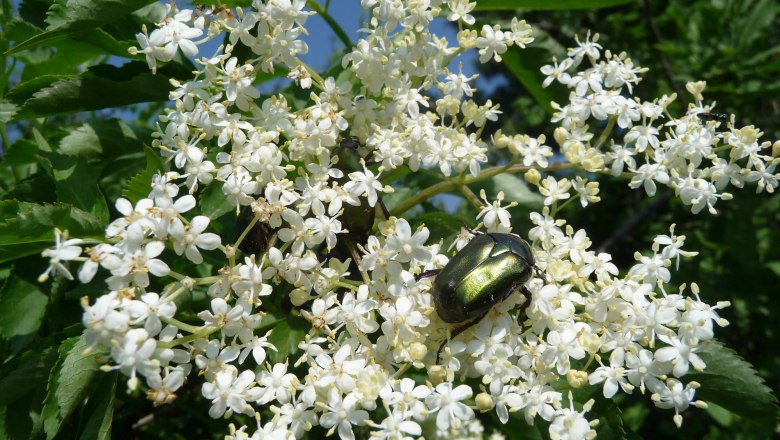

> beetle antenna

[
  {"left": 458, "top": 221, "right": 480, "bottom": 235},
  {"left": 416, "top": 268, "right": 441, "bottom": 281}
]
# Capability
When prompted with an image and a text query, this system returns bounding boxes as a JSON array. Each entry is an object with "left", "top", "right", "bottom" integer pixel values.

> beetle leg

[
  {"left": 516, "top": 286, "right": 533, "bottom": 327},
  {"left": 376, "top": 198, "right": 391, "bottom": 220},
  {"left": 416, "top": 269, "right": 441, "bottom": 281},
  {"left": 436, "top": 312, "right": 488, "bottom": 364}
]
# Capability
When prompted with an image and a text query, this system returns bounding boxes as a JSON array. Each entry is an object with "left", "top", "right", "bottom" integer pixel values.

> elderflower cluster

[
  {"left": 535, "top": 32, "right": 779, "bottom": 214},
  {"left": 38, "top": 1, "right": 771, "bottom": 439}
]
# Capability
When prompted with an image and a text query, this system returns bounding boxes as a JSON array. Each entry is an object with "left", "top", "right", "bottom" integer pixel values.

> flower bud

[
  {"left": 685, "top": 81, "right": 706, "bottom": 101},
  {"left": 290, "top": 288, "right": 312, "bottom": 306},
  {"left": 566, "top": 369, "right": 589, "bottom": 388},
  {"left": 772, "top": 140, "right": 780, "bottom": 158},
  {"left": 475, "top": 392, "right": 494, "bottom": 411},
  {"left": 409, "top": 342, "right": 428, "bottom": 362},
  {"left": 554, "top": 127, "right": 569, "bottom": 146},
  {"left": 428, "top": 365, "right": 446, "bottom": 386},
  {"left": 525, "top": 168, "right": 541, "bottom": 185}
]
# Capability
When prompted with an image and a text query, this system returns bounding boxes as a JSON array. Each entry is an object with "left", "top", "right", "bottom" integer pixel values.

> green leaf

[
  {"left": 0, "top": 345, "right": 59, "bottom": 406},
  {"left": 122, "top": 145, "right": 164, "bottom": 204},
  {"left": 410, "top": 212, "right": 464, "bottom": 245},
  {"left": 41, "top": 335, "right": 103, "bottom": 439},
  {"left": 198, "top": 180, "right": 236, "bottom": 220},
  {"left": 40, "top": 153, "right": 109, "bottom": 223},
  {"left": 2, "top": 137, "right": 41, "bottom": 168},
  {"left": 590, "top": 397, "right": 631, "bottom": 439},
  {"left": 59, "top": 119, "right": 149, "bottom": 158},
  {"left": 267, "top": 315, "right": 307, "bottom": 364},
  {"left": 501, "top": 47, "right": 565, "bottom": 115},
  {"left": 686, "top": 341, "right": 778, "bottom": 427},
  {"left": 6, "top": 62, "right": 193, "bottom": 120},
  {"left": 471, "top": 172, "right": 544, "bottom": 214},
  {"left": 0, "top": 275, "right": 48, "bottom": 339},
  {"left": 0, "top": 201, "right": 104, "bottom": 263},
  {"left": 474, "top": 0, "right": 635, "bottom": 10},
  {"left": 0, "top": 100, "right": 19, "bottom": 124},
  {"left": 732, "top": 0, "right": 775, "bottom": 50},
  {"left": 8, "top": 0, "right": 156, "bottom": 54},
  {"left": 77, "top": 371, "right": 116, "bottom": 440},
  {"left": 765, "top": 261, "right": 780, "bottom": 277}
]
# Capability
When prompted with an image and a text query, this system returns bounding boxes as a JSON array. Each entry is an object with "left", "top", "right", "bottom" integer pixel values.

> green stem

[
  {"left": 390, "top": 161, "right": 573, "bottom": 216},
  {"left": 593, "top": 116, "right": 617, "bottom": 150},
  {"left": 458, "top": 184, "right": 484, "bottom": 211},
  {"left": 306, "top": 1, "right": 352, "bottom": 49},
  {"left": 551, "top": 194, "right": 577, "bottom": 217},
  {"left": 160, "top": 316, "right": 204, "bottom": 335},
  {"left": 157, "top": 325, "right": 220, "bottom": 348}
]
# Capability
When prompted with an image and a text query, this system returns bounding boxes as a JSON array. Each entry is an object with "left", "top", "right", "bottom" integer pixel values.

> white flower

[
  {"left": 588, "top": 359, "right": 633, "bottom": 398},
  {"left": 628, "top": 163, "right": 670, "bottom": 196},
  {"left": 277, "top": 399, "right": 318, "bottom": 438},
  {"left": 381, "top": 378, "right": 431, "bottom": 421},
  {"left": 318, "top": 391, "right": 368, "bottom": 440},
  {"left": 304, "top": 214, "right": 343, "bottom": 250},
  {"left": 425, "top": 382, "right": 474, "bottom": 431},
  {"left": 125, "top": 292, "right": 176, "bottom": 336},
  {"left": 343, "top": 162, "right": 387, "bottom": 207},
  {"left": 549, "top": 393, "right": 596, "bottom": 440},
  {"left": 543, "top": 328, "right": 586, "bottom": 375},
  {"left": 39, "top": 229, "right": 83, "bottom": 282},
  {"left": 256, "top": 362, "right": 297, "bottom": 404},
  {"left": 540, "top": 57, "right": 573, "bottom": 88},
  {"left": 651, "top": 379, "right": 704, "bottom": 427},
  {"left": 201, "top": 366, "right": 261, "bottom": 418},
  {"left": 446, "top": 0, "right": 476, "bottom": 25},
  {"left": 477, "top": 190, "right": 516, "bottom": 233},
  {"left": 108, "top": 328, "right": 159, "bottom": 391},
  {"left": 82, "top": 291, "right": 130, "bottom": 349},
  {"left": 369, "top": 407, "right": 422, "bottom": 440},
  {"left": 539, "top": 176, "right": 572, "bottom": 206},
  {"left": 655, "top": 334, "right": 706, "bottom": 377},
  {"left": 169, "top": 215, "right": 221, "bottom": 264},
  {"left": 476, "top": 25, "right": 508, "bottom": 63},
  {"left": 385, "top": 219, "right": 431, "bottom": 263},
  {"left": 628, "top": 253, "right": 670, "bottom": 285}
]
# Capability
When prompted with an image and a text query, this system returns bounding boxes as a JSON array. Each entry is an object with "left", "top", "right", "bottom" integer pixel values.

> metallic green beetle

[{"left": 418, "top": 232, "right": 536, "bottom": 362}]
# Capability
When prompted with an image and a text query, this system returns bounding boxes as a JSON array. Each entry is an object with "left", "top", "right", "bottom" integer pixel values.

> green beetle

[{"left": 419, "top": 231, "right": 536, "bottom": 362}]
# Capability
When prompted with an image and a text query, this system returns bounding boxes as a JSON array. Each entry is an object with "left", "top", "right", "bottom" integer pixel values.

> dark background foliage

[{"left": 0, "top": 0, "right": 777, "bottom": 439}]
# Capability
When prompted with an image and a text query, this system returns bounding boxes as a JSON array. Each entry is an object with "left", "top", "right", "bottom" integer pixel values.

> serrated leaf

[
  {"left": 0, "top": 345, "right": 59, "bottom": 406},
  {"left": 77, "top": 371, "right": 116, "bottom": 440},
  {"left": 2, "top": 138, "right": 40, "bottom": 168},
  {"left": 41, "top": 335, "right": 102, "bottom": 439},
  {"left": 474, "top": 0, "right": 635, "bottom": 10},
  {"left": 0, "top": 276, "right": 48, "bottom": 338},
  {"left": 0, "top": 100, "right": 18, "bottom": 124},
  {"left": 8, "top": 0, "right": 156, "bottom": 54},
  {"left": 59, "top": 119, "right": 147, "bottom": 158},
  {"left": 6, "top": 62, "right": 193, "bottom": 121},
  {"left": 122, "top": 145, "right": 164, "bottom": 204},
  {"left": 686, "top": 341, "right": 778, "bottom": 426},
  {"left": 591, "top": 398, "right": 628, "bottom": 439},
  {"left": 40, "top": 153, "right": 109, "bottom": 223},
  {"left": 0, "top": 201, "right": 104, "bottom": 263}
]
